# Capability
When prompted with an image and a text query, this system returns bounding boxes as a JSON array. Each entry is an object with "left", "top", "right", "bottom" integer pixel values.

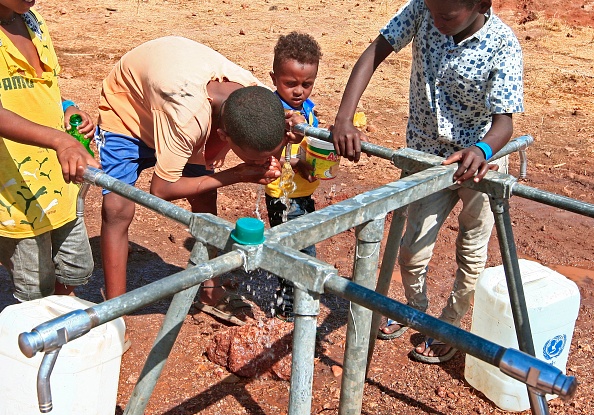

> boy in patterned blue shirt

[{"left": 332, "top": 0, "right": 523, "bottom": 362}]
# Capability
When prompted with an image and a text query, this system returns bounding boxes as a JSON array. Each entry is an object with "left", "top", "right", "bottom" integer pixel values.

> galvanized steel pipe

[
  {"left": 339, "top": 218, "right": 386, "bottom": 415},
  {"left": 288, "top": 287, "right": 320, "bottom": 415},
  {"left": 83, "top": 167, "right": 193, "bottom": 226},
  {"left": 124, "top": 242, "right": 211, "bottom": 415},
  {"left": 512, "top": 183, "right": 594, "bottom": 218},
  {"left": 19, "top": 251, "right": 245, "bottom": 357},
  {"left": 322, "top": 274, "right": 577, "bottom": 400}
]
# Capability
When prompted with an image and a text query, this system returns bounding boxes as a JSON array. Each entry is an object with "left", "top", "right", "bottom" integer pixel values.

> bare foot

[
  {"left": 411, "top": 337, "right": 458, "bottom": 363},
  {"left": 195, "top": 277, "right": 253, "bottom": 325},
  {"left": 198, "top": 277, "right": 227, "bottom": 306},
  {"left": 377, "top": 317, "right": 408, "bottom": 339}
]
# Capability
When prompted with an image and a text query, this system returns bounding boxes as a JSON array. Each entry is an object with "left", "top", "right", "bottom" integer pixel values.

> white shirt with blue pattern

[{"left": 380, "top": 0, "right": 524, "bottom": 157}]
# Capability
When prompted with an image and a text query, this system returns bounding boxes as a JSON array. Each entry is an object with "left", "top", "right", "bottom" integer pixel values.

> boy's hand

[
  {"left": 443, "top": 147, "right": 499, "bottom": 184},
  {"left": 55, "top": 134, "right": 101, "bottom": 184},
  {"left": 292, "top": 157, "right": 317, "bottom": 182},
  {"left": 234, "top": 156, "right": 282, "bottom": 185},
  {"left": 64, "top": 107, "right": 96, "bottom": 139},
  {"left": 330, "top": 121, "right": 368, "bottom": 162},
  {"left": 285, "top": 111, "right": 307, "bottom": 144}
]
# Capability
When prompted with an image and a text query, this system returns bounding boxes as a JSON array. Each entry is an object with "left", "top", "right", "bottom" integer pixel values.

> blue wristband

[
  {"left": 61, "top": 100, "right": 78, "bottom": 113},
  {"left": 474, "top": 141, "right": 493, "bottom": 160}
]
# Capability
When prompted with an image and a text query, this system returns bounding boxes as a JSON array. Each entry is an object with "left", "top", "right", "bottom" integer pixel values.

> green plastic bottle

[{"left": 68, "top": 114, "right": 94, "bottom": 157}]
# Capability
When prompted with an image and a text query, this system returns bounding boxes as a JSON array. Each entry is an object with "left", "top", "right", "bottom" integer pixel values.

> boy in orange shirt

[{"left": 96, "top": 37, "right": 303, "bottom": 324}]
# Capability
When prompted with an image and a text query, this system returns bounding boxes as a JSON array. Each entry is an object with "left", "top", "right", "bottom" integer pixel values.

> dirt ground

[{"left": 1, "top": 0, "right": 593, "bottom": 414}]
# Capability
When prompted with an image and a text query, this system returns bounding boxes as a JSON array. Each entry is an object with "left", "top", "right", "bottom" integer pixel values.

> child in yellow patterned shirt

[{"left": 0, "top": 5, "right": 98, "bottom": 301}]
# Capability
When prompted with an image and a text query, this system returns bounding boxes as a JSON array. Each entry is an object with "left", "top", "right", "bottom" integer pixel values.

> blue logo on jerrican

[{"left": 543, "top": 334, "right": 566, "bottom": 360}]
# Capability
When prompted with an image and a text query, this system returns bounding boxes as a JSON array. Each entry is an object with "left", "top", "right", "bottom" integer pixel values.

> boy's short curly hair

[
  {"left": 222, "top": 86, "right": 285, "bottom": 152},
  {"left": 273, "top": 32, "right": 322, "bottom": 73}
]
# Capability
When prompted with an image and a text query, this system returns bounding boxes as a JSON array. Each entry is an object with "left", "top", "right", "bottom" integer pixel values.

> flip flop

[
  {"left": 410, "top": 337, "right": 458, "bottom": 364},
  {"left": 193, "top": 290, "right": 252, "bottom": 326},
  {"left": 377, "top": 317, "right": 409, "bottom": 340}
]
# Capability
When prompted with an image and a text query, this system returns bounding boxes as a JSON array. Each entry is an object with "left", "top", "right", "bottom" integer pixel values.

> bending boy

[{"left": 97, "top": 36, "right": 299, "bottom": 325}]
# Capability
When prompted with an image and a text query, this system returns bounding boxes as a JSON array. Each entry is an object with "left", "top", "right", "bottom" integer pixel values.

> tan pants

[{"left": 397, "top": 158, "right": 507, "bottom": 327}]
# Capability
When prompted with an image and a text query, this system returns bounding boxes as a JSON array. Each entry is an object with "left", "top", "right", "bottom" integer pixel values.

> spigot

[
  {"left": 18, "top": 309, "right": 95, "bottom": 358},
  {"left": 18, "top": 308, "right": 98, "bottom": 413},
  {"left": 285, "top": 143, "right": 292, "bottom": 164},
  {"left": 37, "top": 348, "right": 61, "bottom": 413},
  {"left": 499, "top": 348, "right": 578, "bottom": 400},
  {"left": 76, "top": 182, "right": 91, "bottom": 217}
]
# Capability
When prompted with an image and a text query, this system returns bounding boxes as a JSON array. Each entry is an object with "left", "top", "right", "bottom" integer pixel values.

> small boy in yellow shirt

[{"left": 265, "top": 32, "right": 322, "bottom": 321}]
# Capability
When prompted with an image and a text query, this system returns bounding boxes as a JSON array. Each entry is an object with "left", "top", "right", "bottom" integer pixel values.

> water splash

[
  {"left": 254, "top": 185, "right": 264, "bottom": 221},
  {"left": 278, "top": 144, "right": 297, "bottom": 223},
  {"left": 246, "top": 145, "right": 297, "bottom": 318}
]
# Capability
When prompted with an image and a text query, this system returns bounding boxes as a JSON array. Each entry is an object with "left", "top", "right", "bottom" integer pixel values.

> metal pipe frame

[
  {"left": 124, "top": 241, "right": 212, "bottom": 415},
  {"left": 366, "top": 207, "right": 407, "bottom": 373},
  {"left": 288, "top": 282, "right": 320, "bottom": 415},
  {"left": 339, "top": 217, "right": 386, "bottom": 415},
  {"left": 19, "top": 131, "right": 592, "bottom": 415},
  {"left": 491, "top": 196, "right": 549, "bottom": 414},
  {"left": 512, "top": 183, "right": 594, "bottom": 218},
  {"left": 322, "top": 275, "right": 577, "bottom": 399}
]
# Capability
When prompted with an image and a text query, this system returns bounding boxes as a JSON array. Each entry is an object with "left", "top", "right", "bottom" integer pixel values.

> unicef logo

[{"left": 543, "top": 334, "right": 566, "bottom": 360}]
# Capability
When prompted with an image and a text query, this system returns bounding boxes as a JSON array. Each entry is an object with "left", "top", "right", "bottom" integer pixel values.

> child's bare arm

[
  {"left": 292, "top": 157, "right": 316, "bottom": 182},
  {"left": 333, "top": 35, "right": 393, "bottom": 162},
  {"left": 443, "top": 114, "right": 514, "bottom": 184},
  {"left": 150, "top": 157, "right": 282, "bottom": 201},
  {"left": 0, "top": 105, "right": 99, "bottom": 183},
  {"left": 285, "top": 111, "right": 307, "bottom": 144}
]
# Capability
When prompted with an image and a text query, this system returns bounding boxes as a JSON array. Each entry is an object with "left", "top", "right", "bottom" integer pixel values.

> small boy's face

[
  {"left": 424, "top": 0, "right": 490, "bottom": 38},
  {"left": 270, "top": 59, "right": 318, "bottom": 110}
]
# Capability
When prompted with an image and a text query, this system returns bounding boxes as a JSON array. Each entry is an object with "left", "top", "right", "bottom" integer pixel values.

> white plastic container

[
  {"left": 465, "top": 259, "right": 580, "bottom": 412},
  {"left": 0, "top": 295, "right": 126, "bottom": 415}
]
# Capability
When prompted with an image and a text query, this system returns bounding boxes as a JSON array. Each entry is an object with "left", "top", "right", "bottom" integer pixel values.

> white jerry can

[{"left": 465, "top": 259, "right": 580, "bottom": 412}]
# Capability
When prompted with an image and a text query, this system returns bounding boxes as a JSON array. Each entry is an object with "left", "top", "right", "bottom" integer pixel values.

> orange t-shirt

[{"left": 98, "top": 36, "right": 263, "bottom": 182}]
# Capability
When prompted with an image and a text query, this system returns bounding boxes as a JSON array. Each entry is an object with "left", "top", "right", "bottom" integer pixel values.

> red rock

[
  {"left": 331, "top": 365, "right": 343, "bottom": 377},
  {"left": 207, "top": 319, "right": 294, "bottom": 380}
]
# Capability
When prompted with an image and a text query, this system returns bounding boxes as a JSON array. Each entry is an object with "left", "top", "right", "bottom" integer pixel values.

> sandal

[
  {"left": 410, "top": 337, "right": 458, "bottom": 364},
  {"left": 377, "top": 317, "right": 408, "bottom": 340},
  {"left": 193, "top": 288, "right": 253, "bottom": 326}
]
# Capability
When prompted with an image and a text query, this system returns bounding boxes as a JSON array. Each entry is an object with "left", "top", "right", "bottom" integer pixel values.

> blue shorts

[{"left": 95, "top": 128, "right": 213, "bottom": 195}]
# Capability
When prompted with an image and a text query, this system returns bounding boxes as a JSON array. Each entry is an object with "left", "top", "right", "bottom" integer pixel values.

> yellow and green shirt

[{"left": 0, "top": 9, "right": 78, "bottom": 238}]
